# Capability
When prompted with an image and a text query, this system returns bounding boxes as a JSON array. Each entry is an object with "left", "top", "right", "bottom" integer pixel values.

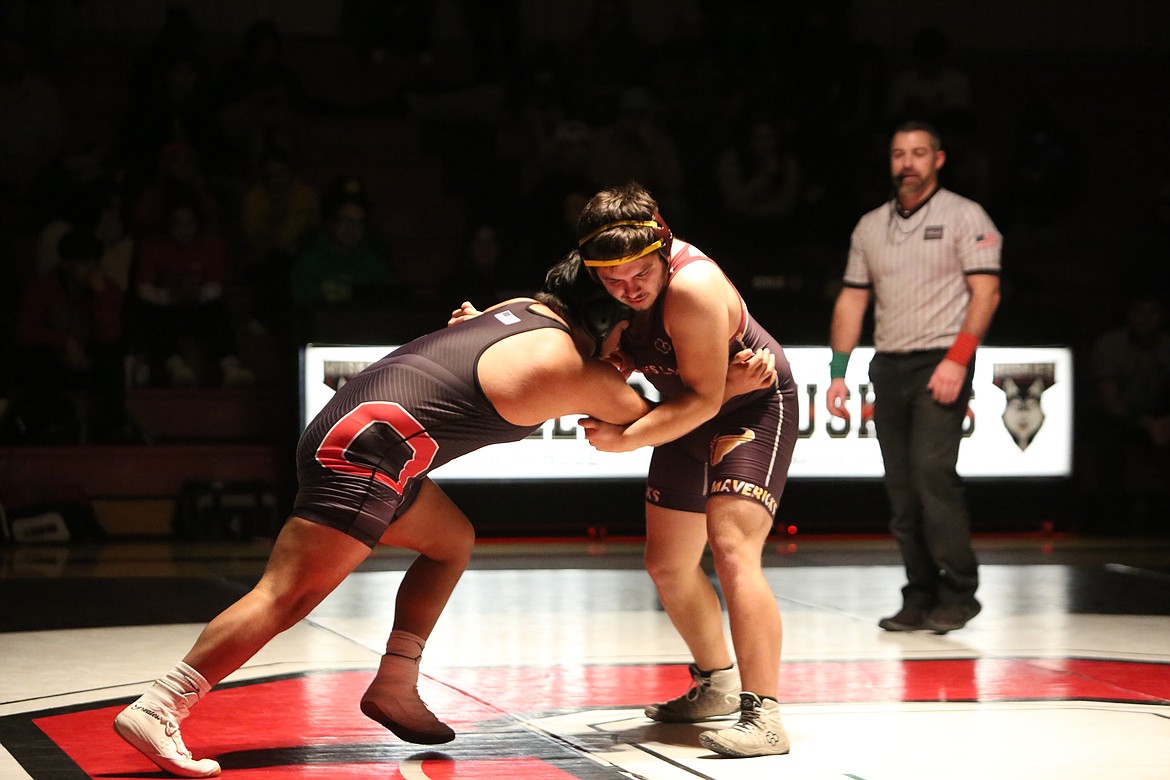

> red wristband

[{"left": 945, "top": 332, "right": 979, "bottom": 366}]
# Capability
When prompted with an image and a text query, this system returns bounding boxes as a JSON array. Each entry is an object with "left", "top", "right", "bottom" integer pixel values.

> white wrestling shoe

[
  {"left": 699, "top": 692, "right": 790, "bottom": 758},
  {"left": 644, "top": 663, "right": 740, "bottom": 723},
  {"left": 114, "top": 697, "right": 221, "bottom": 777}
]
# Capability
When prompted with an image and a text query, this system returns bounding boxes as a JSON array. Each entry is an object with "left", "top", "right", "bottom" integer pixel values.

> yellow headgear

[{"left": 577, "top": 215, "right": 672, "bottom": 268}]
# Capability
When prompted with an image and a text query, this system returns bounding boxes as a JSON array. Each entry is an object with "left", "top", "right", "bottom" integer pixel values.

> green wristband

[{"left": 829, "top": 351, "right": 850, "bottom": 379}]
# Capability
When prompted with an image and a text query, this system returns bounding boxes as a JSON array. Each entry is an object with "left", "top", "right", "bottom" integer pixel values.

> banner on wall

[{"left": 300, "top": 345, "right": 1073, "bottom": 481}]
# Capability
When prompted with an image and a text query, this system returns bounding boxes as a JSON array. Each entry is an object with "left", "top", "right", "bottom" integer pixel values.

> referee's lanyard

[{"left": 886, "top": 199, "right": 933, "bottom": 244}]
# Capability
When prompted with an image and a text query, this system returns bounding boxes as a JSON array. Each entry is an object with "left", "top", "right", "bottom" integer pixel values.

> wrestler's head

[
  {"left": 576, "top": 182, "right": 672, "bottom": 312},
  {"left": 537, "top": 250, "right": 632, "bottom": 357}
]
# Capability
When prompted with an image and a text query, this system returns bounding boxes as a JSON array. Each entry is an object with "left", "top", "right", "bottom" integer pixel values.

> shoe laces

[
  {"left": 684, "top": 669, "right": 711, "bottom": 701},
  {"left": 729, "top": 705, "right": 763, "bottom": 734},
  {"left": 415, "top": 687, "right": 436, "bottom": 710},
  {"left": 162, "top": 720, "right": 193, "bottom": 759}
]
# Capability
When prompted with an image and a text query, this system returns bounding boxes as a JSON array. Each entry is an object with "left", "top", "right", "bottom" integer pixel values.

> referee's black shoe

[
  {"left": 878, "top": 606, "right": 930, "bottom": 632},
  {"left": 925, "top": 600, "right": 982, "bottom": 634}
]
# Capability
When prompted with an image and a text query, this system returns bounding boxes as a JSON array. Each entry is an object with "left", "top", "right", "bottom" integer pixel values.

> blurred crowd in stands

[{"left": 0, "top": 0, "right": 1166, "bottom": 529}]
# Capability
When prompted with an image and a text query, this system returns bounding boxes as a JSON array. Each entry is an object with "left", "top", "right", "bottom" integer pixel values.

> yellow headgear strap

[
  {"left": 578, "top": 220, "right": 665, "bottom": 268},
  {"left": 582, "top": 240, "right": 664, "bottom": 268}
]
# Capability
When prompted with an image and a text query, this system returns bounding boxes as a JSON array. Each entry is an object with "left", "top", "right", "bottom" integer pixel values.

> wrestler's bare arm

[
  {"left": 479, "top": 327, "right": 650, "bottom": 427},
  {"left": 592, "top": 264, "right": 734, "bottom": 451},
  {"left": 558, "top": 357, "right": 651, "bottom": 425}
]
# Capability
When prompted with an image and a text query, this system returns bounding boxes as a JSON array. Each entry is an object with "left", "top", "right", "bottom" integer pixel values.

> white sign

[
  {"left": 788, "top": 346, "right": 1073, "bottom": 478},
  {"left": 300, "top": 345, "right": 1072, "bottom": 481}
]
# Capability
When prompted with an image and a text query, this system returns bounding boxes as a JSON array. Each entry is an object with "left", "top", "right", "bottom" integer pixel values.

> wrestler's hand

[
  {"left": 447, "top": 301, "right": 482, "bottom": 327},
  {"left": 579, "top": 417, "right": 636, "bottom": 453},
  {"left": 826, "top": 377, "right": 850, "bottom": 421},
  {"left": 602, "top": 349, "right": 635, "bottom": 379},
  {"left": 725, "top": 347, "right": 776, "bottom": 397},
  {"left": 928, "top": 358, "right": 967, "bottom": 405}
]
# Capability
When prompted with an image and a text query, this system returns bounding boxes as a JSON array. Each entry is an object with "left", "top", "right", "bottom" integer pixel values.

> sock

[
  {"left": 386, "top": 630, "right": 425, "bottom": 661},
  {"left": 372, "top": 630, "right": 425, "bottom": 687},
  {"left": 145, "top": 662, "right": 212, "bottom": 721},
  {"left": 697, "top": 663, "right": 736, "bottom": 676}
]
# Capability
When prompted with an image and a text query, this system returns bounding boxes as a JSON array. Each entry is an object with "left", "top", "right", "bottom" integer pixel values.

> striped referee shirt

[{"left": 843, "top": 187, "right": 1002, "bottom": 353}]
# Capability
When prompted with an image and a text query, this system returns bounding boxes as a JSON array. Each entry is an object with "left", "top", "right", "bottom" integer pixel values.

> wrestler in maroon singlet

[{"left": 619, "top": 241, "right": 798, "bottom": 517}]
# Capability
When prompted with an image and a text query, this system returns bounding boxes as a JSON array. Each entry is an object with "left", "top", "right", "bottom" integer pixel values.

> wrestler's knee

[
  {"left": 706, "top": 499, "right": 769, "bottom": 572},
  {"left": 439, "top": 516, "right": 475, "bottom": 565},
  {"left": 249, "top": 575, "right": 334, "bottom": 629},
  {"left": 411, "top": 513, "right": 475, "bottom": 567},
  {"left": 644, "top": 553, "right": 684, "bottom": 587}
]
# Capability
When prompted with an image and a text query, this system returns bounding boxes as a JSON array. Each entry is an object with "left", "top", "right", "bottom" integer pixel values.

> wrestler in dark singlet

[{"left": 294, "top": 300, "right": 567, "bottom": 546}]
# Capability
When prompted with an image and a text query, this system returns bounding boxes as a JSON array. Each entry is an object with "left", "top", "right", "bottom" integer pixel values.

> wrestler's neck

[{"left": 569, "top": 325, "right": 596, "bottom": 358}]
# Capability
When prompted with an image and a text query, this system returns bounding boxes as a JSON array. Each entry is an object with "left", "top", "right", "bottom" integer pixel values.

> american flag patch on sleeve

[{"left": 975, "top": 232, "right": 1000, "bottom": 248}]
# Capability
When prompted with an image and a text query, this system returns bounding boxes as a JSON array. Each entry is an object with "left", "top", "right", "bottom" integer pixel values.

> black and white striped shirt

[{"left": 843, "top": 187, "right": 1001, "bottom": 353}]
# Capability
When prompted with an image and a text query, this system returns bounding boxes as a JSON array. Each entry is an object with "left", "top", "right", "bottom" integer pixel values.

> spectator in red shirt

[
  {"left": 130, "top": 140, "right": 223, "bottom": 239},
  {"left": 6, "top": 230, "right": 138, "bottom": 443},
  {"left": 131, "top": 198, "right": 252, "bottom": 387}
]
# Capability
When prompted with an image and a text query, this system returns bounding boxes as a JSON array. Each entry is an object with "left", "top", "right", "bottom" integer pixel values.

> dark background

[{"left": 1, "top": 0, "right": 1167, "bottom": 539}]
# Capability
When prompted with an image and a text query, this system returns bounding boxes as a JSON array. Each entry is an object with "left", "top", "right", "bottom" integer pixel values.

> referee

[{"left": 825, "top": 120, "right": 1002, "bottom": 634}]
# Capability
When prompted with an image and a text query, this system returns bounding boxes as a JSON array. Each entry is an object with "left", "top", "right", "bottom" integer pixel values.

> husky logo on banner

[{"left": 993, "top": 363, "right": 1056, "bottom": 451}]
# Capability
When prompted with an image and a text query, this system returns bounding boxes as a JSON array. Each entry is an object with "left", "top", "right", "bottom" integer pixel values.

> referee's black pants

[{"left": 870, "top": 350, "right": 979, "bottom": 610}]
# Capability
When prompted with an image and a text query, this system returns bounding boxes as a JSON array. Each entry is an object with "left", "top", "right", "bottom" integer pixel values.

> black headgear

[
  {"left": 541, "top": 251, "right": 633, "bottom": 357},
  {"left": 576, "top": 290, "right": 632, "bottom": 356}
]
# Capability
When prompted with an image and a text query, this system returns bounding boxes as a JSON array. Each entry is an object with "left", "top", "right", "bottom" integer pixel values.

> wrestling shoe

[
  {"left": 362, "top": 631, "right": 455, "bottom": 744},
  {"left": 360, "top": 688, "right": 455, "bottom": 744},
  {"left": 113, "top": 698, "right": 221, "bottom": 777},
  {"left": 644, "top": 663, "right": 740, "bottom": 723},
  {"left": 699, "top": 692, "right": 790, "bottom": 758}
]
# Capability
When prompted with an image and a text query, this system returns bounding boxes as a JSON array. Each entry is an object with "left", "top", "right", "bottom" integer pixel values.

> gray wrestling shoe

[
  {"left": 644, "top": 663, "right": 740, "bottom": 722},
  {"left": 360, "top": 683, "right": 455, "bottom": 744},
  {"left": 699, "top": 692, "right": 790, "bottom": 758}
]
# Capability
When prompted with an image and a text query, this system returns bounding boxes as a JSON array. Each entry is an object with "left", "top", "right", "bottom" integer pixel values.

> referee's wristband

[
  {"left": 829, "top": 351, "right": 851, "bottom": 380},
  {"left": 945, "top": 332, "right": 980, "bottom": 366}
]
